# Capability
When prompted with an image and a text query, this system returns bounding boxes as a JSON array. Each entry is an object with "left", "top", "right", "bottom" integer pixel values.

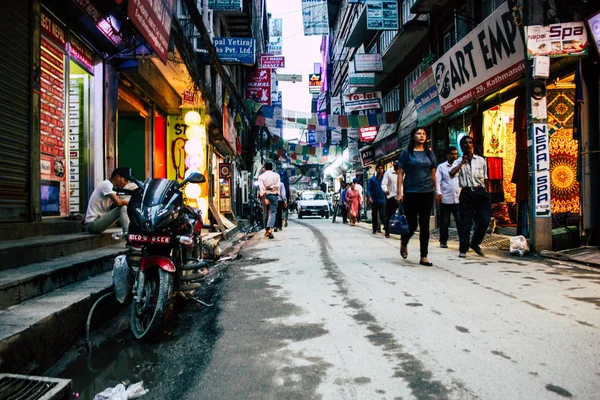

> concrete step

[
  {"left": 0, "top": 270, "right": 120, "bottom": 374},
  {"left": 0, "top": 231, "right": 120, "bottom": 271},
  {"left": 0, "top": 218, "right": 83, "bottom": 241},
  {"left": 0, "top": 244, "right": 129, "bottom": 311}
]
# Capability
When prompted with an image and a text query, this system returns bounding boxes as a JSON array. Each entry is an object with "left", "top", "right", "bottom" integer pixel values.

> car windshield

[{"left": 301, "top": 192, "right": 325, "bottom": 200}]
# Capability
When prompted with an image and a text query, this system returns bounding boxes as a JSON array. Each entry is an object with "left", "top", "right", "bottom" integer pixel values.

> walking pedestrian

[
  {"left": 257, "top": 162, "right": 280, "bottom": 239},
  {"left": 279, "top": 170, "right": 291, "bottom": 227},
  {"left": 435, "top": 146, "right": 461, "bottom": 248},
  {"left": 345, "top": 181, "right": 361, "bottom": 226},
  {"left": 353, "top": 178, "right": 364, "bottom": 222},
  {"left": 450, "top": 136, "right": 491, "bottom": 258},
  {"left": 274, "top": 181, "right": 287, "bottom": 231},
  {"left": 382, "top": 162, "right": 400, "bottom": 238},
  {"left": 367, "top": 163, "right": 386, "bottom": 234},
  {"left": 340, "top": 181, "right": 348, "bottom": 224},
  {"left": 396, "top": 127, "right": 437, "bottom": 266}
]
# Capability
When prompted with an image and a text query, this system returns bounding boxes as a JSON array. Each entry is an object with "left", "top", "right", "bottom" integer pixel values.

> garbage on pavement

[
  {"left": 509, "top": 235, "right": 529, "bottom": 256},
  {"left": 93, "top": 381, "right": 148, "bottom": 400}
]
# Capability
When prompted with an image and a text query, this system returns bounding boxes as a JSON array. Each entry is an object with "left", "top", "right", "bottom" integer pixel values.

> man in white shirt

[
  {"left": 435, "top": 147, "right": 460, "bottom": 248},
  {"left": 257, "top": 162, "right": 280, "bottom": 239},
  {"left": 85, "top": 168, "right": 131, "bottom": 236},
  {"left": 381, "top": 162, "right": 400, "bottom": 238},
  {"left": 450, "top": 136, "right": 492, "bottom": 258}
]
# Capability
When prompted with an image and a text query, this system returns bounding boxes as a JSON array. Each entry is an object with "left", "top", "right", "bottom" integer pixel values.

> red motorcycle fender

[{"left": 139, "top": 256, "right": 176, "bottom": 273}]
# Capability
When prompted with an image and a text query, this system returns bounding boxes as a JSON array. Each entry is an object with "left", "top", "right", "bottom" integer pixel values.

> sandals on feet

[
  {"left": 419, "top": 259, "right": 433, "bottom": 266},
  {"left": 400, "top": 245, "right": 408, "bottom": 259}
]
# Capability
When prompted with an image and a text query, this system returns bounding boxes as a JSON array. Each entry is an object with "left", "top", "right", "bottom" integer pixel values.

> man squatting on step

[{"left": 84, "top": 168, "right": 131, "bottom": 236}]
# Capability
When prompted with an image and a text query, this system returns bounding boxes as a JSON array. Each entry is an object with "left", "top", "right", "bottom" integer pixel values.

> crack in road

[{"left": 295, "top": 220, "right": 468, "bottom": 400}]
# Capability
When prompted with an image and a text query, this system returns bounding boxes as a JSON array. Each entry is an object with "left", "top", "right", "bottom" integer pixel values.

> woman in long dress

[{"left": 345, "top": 181, "right": 361, "bottom": 225}]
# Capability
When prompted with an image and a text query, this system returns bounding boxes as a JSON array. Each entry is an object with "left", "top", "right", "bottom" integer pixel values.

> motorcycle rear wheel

[{"left": 131, "top": 268, "right": 173, "bottom": 340}]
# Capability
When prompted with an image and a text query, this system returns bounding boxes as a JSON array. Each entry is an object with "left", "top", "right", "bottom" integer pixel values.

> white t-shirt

[{"left": 85, "top": 180, "right": 115, "bottom": 223}]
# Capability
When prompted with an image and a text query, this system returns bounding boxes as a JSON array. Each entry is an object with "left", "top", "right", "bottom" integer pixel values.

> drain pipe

[{"left": 86, "top": 292, "right": 113, "bottom": 353}]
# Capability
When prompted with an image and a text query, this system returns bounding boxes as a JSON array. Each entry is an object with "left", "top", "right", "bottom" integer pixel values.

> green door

[{"left": 118, "top": 116, "right": 146, "bottom": 180}]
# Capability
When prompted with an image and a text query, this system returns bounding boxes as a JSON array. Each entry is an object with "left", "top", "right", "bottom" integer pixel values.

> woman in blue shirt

[{"left": 396, "top": 127, "right": 437, "bottom": 266}]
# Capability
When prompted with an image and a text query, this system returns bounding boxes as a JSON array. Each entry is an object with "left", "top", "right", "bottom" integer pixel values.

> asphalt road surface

[{"left": 53, "top": 217, "right": 600, "bottom": 399}]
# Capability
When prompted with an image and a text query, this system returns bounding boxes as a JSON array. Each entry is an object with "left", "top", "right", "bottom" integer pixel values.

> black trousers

[
  {"left": 401, "top": 192, "right": 434, "bottom": 258},
  {"left": 458, "top": 187, "right": 492, "bottom": 253},
  {"left": 384, "top": 197, "right": 398, "bottom": 235},
  {"left": 341, "top": 205, "right": 348, "bottom": 223},
  {"left": 439, "top": 203, "right": 460, "bottom": 245},
  {"left": 275, "top": 200, "right": 285, "bottom": 229},
  {"left": 371, "top": 202, "right": 385, "bottom": 233}
]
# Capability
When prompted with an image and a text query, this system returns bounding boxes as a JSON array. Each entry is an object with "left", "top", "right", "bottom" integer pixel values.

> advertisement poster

[
  {"left": 411, "top": 67, "right": 443, "bottom": 126},
  {"left": 349, "top": 73, "right": 375, "bottom": 87},
  {"left": 431, "top": 2, "right": 525, "bottom": 116},
  {"left": 269, "top": 36, "right": 282, "bottom": 55},
  {"left": 359, "top": 126, "right": 377, "bottom": 141},
  {"left": 588, "top": 10, "right": 600, "bottom": 55},
  {"left": 213, "top": 37, "right": 255, "bottom": 65},
  {"left": 246, "top": 68, "right": 272, "bottom": 105},
  {"left": 270, "top": 18, "right": 282, "bottom": 37},
  {"left": 302, "top": 0, "right": 329, "bottom": 36},
  {"left": 526, "top": 22, "right": 588, "bottom": 59},
  {"left": 366, "top": 0, "right": 399, "bottom": 30},
  {"left": 354, "top": 53, "right": 383, "bottom": 72},
  {"left": 343, "top": 91, "right": 382, "bottom": 112},
  {"left": 308, "top": 73, "right": 322, "bottom": 93},
  {"left": 128, "top": 0, "right": 174, "bottom": 64}
]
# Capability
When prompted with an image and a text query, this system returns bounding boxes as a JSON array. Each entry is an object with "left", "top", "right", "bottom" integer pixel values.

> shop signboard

[
  {"left": 359, "top": 126, "right": 377, "bottom": 141},
  {"left": 301, "top": 0, "right": 329, "bottom": 36},
  {"left": 73, "top": 0, "right": 122, "bottom": 45},
  {"left": 246, "top": 68, "right": 271, "bottom": 105},
  {"left": 374, "top": 134, "right": 400, "bottom": 160},
  {"left": 411, "top": 67, "right": 443, "bottom": 126},
  {"left": 269, "top": 36, "right": 282, "bottom": 55},
  {"left": 587, "top": 10, "right": 600, "bottom": 55},
  {"left": 308, "top": 73, "right": 322, "bottom": 93},
  {"left": 360, "top": 145, "right": 375, "bottom": 167},
  {"left": 69, "top": 33, "right": 94, "bottom": 72},
  {"left": 533, "top": 123, "right": 551, "bottom": 216},
  {"left": 331, "top": 96, "right": 342, "bottom": 115},
  {"left": 354, "top": 53, "right": 383, "bottom": 72},
  {"left": 348, "top": 141, "right": 360, "bottom": 164},
  {"left": 343, "top": 91, "right": 382, "bottom": 112},
  {"left": 366, "top": 0, "right": 399, "bottom": 30},
  {"left": 214, "top": 37, "right": 255, "bottom": 65},
  {"left": 431, "top": 2, "right": 525, "bottom": 116},
  {"left": 349, "top": 73, "right": 376, "bottom": 87},
  {"left": 128, "top": 0, "right": 174, "bottom": 64},
  {"left": 275, "top": 74, "right": 302, "bottom": 82},
  {"left": 41, "top": 10, "right": 66, "bottom": 49},
  {"left": 526, "top": 22, "right": 588, "bottom": 59},
  {"left": 208, "top": 0, "right": 242, "bottom": 11},
  {"left": 270, "top": 18, "right": 283, "bottom": 37},
  {"left": 261, "top": 55, "right": 285, "bottom": 69}
]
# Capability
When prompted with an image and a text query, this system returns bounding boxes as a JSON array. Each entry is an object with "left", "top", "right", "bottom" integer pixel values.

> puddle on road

[{"left": 55, "top": 338, "right": 158, "bottom": 400}]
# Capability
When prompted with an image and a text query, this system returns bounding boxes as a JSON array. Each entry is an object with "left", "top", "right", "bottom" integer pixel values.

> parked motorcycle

[{"left": 112, "top": 169, "right": 210, "bottom": 340}]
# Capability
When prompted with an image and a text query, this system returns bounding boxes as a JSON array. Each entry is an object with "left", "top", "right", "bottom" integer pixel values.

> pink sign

[
  {"left": 260, "top": 55, "right": 285, "bottom": 69},
  {"left": 128, "top": 0, "right": 174, "bottom": 64},
  {"left": 41, "top": 10, "right": 66, "bottom": 49},
  {"left": 246, "top": 69, "right": 271, "bottom": 105},
  {"left": 359, "top": 126, "right": 377, "bottom": 142},
  {"left": 72, "top": 0, "right": 122, "bottom": 45},
  {"left": 69, "top": 34, "right": 94, "bottom": 71}
]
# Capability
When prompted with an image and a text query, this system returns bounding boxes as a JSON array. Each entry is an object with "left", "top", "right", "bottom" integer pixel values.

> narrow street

[{"left": 52, "top": 217, "right": 600, "bottom": 400}]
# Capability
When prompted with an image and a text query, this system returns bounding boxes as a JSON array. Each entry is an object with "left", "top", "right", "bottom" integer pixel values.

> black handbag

[{"left": 389, "top": 203, "right": 409, "bottom": 235}]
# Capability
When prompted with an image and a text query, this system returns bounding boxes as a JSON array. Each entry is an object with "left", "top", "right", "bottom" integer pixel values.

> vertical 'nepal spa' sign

[{"left": 431, "top": 1, "right": 525, "bottom": 115}]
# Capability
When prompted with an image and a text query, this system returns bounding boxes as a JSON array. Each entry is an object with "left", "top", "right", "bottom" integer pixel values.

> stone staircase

[{"left": 0, "top": 220, "right": 128, "bottom": 374}]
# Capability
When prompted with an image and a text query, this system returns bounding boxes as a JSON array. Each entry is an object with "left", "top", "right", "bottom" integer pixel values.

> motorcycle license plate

[{"left": 127, "top": 234, "right": 171, "bottom": 244}]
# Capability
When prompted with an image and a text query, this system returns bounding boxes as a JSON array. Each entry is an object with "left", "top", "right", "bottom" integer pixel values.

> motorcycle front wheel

[{"left": 131, "top": 268, "right": 173, "bottom": 340}]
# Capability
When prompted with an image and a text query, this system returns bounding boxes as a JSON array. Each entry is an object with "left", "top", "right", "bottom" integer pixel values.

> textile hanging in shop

[
  {"left": 483, "top": 108, "right": 506, "bottom": 157},
  {"left": 547, "top": 89, "right": 579, "bottom": 213},
  {"left": 486, "top": 157, "right": 503, "bottom": 180}
]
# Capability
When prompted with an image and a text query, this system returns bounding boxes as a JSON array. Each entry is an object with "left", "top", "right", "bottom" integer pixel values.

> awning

[
  {"left": 398, "top": 100, "right": 418, "bottom": 148},
  {"left": 373, "top": 120, "right": 400, "bottom": 143}
]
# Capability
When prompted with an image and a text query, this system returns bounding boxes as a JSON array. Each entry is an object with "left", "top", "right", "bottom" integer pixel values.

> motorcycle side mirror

[{"left": 180, "top": 172, "right": 206, "bottom": 187}]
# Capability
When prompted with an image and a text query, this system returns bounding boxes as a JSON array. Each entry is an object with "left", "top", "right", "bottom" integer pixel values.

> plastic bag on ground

[
  {"left": 112, "top": 254, "right": 132, "bottom": 304},
  {"left": 93, "top": 381, "right": 148, "bottom": 400},
  {"left": 510, "top": 235, "right": 529, "bottom": 256}
]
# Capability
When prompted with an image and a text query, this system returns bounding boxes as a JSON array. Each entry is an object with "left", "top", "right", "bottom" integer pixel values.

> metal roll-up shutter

[{"left": 0, "top": 1, "right": 31, "bottom": 221}]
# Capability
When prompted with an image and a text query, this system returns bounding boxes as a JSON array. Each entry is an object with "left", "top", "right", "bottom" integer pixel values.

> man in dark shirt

[{"left": 367, "top": 163, "right": 386, "bottom": 234}]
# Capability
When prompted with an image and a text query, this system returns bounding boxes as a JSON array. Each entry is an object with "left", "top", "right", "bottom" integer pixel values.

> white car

[{"left": 297, "top": 191, "right": 330, "bottom": 219}]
